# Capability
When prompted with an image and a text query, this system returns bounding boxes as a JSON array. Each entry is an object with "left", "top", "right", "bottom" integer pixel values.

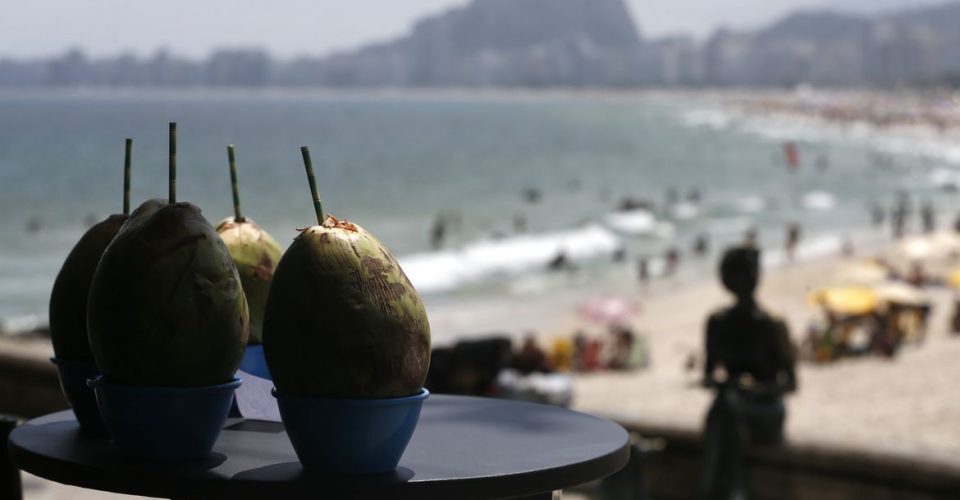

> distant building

[{"left": 4, "top": 0, "right": 960, "bottom": 89}]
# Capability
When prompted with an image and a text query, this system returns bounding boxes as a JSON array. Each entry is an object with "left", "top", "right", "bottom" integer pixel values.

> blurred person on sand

[
  {"left": 606, "top": 325, "right": 635, "bottom": 370},
  {"left": 664, "top": 246, "right": 681, "bottom": 276},
  {"left": 892, "top": 191, "right": 911, "bottom": 239},
  {"left": 743, "top": 227, "right": 758, "bottom": 248},
  {"left": 693, "top": 232, "right": 710, "bottom": 257},
  {"left": 636, "top": 255, "right": 650, "bottom": 285},
  {"left": 699, "top": 246, "right": 797, "bottom": 500},
  {"left": 784, "top": 222, "right": 801, "bottom": 262},
  {"left": 870, "top": 202, "right": 885, "bottom": 229},
  {"left": 512, "top": 334, "right": 552, "bottom": 375},
  {"left": 921, "top": 201, "right": 936, "bottom": 233}
]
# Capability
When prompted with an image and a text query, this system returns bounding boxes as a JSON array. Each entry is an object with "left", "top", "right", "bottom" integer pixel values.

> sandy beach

[
  {"left": 569, "top": 253, "right": 960, "bottom": 465},
  {"left": 15, "top": 231, "right": 960, "bottom": 498},
  {"left": 428, "top": 232, "right": 960, "bottom": 467}
]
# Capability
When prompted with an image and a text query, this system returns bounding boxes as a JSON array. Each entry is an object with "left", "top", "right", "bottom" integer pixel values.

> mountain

[
  {"left": 699, "top": 2, "right": 960, "bottom": 86},
  {"left": 286, "top": 0, "right": 960, "bottom": 87},
  {"left": 293, "top": 0, "right": 642, "bottom": 87},
  {"left": 895, "top": 2, "right": 960, "bottom": 31},
  {"left": 755, "top": 11, "right": 869, "bottom": 44}
]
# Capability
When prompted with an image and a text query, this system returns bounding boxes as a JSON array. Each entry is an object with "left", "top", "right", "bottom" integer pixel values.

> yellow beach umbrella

[
  {"left": 948, "top": 268, "right": 960, "bottom": 288},
  {"left": 808, "top": 286, "right": 878, "bottom": 316}
]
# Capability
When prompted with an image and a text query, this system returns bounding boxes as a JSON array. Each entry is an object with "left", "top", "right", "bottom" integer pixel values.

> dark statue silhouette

[{"left": 699, "top": 246, "right": 797, "bottom": 500}]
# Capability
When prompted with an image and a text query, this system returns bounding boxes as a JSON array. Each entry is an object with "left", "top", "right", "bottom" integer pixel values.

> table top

[{"left": 9, "top": 395, "right": 629, "bottom": 499}]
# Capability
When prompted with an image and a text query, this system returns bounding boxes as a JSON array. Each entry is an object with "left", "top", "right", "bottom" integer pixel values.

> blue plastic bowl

[
  {"left": 50, "top": 358, "right": 106, "bottom": 435},
  {"left": 276, "top": 388, "right": 428, "bottom": 474},
  {"left": 238, "top": 345, "right": 271, "bottom": 380},
  {"left": 88, "top": 376, "right": 241, "bottom": 461}
]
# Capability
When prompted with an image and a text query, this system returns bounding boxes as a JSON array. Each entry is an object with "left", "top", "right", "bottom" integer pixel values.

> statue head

[{"left": 720, "top": 246, "right": 760, "bottom": 301}]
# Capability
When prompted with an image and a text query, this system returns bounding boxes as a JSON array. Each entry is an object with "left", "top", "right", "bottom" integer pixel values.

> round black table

[{"left": 9, "top": 395, "right": 629, "bottom": 499}]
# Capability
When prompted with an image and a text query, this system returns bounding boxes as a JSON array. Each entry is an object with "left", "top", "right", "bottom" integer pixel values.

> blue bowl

[
  {"left": 88, "top": 376, "right": 241, "bottom": 461},
  {"left": 50, "top": 358, "right": 106, "bottom": 435},
  {"left": 238, "top": 345, "right": 271, "bottom": 380},
  {"left": 276, "top": 388, "right": 428, "bottom": 474}
]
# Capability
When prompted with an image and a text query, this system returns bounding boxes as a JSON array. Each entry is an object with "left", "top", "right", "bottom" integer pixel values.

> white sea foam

[
  {"left": 711, "top": 103, "right": 960, "bottom": 170},
  {"left": 762, "top": 234, "right": 845, "bottom": 268},
  {"left": 604, "top": 209, "right": 677, "bottom": 237},
  {"left": 0, "top": 314, "right": 46, "bottom": 334},
  {"left": 671, "top": 202, "right": 700, "bottom": 220},
  {"left": 680, "top": 109, "right": 732, "bottom": 130},
  {"left": 927, "top": 167, "right": 960, "bottom": 190},
  {"left": 802, "top": 190, "right": 836, "bottom": 211},
  {"left": 398, "top": 224, "right": 622, "bottom": 294},
  {"left": 872, "top": 137, "right": 960, "bottom": 165},
  {"left": 736, "top": 196, "right": 766, "bottom": 213}
]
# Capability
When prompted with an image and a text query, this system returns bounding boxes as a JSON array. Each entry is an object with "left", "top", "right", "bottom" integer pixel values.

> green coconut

[
  {"left": 263, "top": 216, "right": 430, "bottom": 398},
  {"left": 49, "top": 214, "right": 127, "bottom": 362},
  {"left": 214, "top": 145, "right": 283, "bottom": 344},
  {"left": 49, "top": 138, "right": 135, "bottom": 363},
  {"left": 216, "top": 217, "right": 282, "bottom": 344},
  {"left": 262, "top": 147, "right": 430, "bottom": 398},
  {"left": 87, "top": 198, "right": 249, "bottom": 386}
]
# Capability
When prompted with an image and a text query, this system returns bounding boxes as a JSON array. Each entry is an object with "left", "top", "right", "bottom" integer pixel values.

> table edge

[{"left": 9, "top": 397, "right": 631, "bottom": 499}]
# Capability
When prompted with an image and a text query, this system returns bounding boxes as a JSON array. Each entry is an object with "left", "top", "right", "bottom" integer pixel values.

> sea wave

[
  {"left": 671, "top": 202, "right": 700, "bottom": 220},
  {"left": 684, "top": 104, "right": 960, "bottom": 170},
  {"left": 928, "top": 167, "right": 960, "bottom": 190},
  {"left": 802, "top": 190, "right": 836, "bottom": 211},
  {"left": 762, "top": 233, "right": 845, "bottom": 268},
  {"left": 603, "top": 209, "right": 674, "bottom": 237},
  {"left": 0, "top": 314, "right": 47, "bottom": 334},
  {"left": 736, "top": 196, "right": 766, "bottom": 213},
  {"left": 398, "top": 224, "right": 621, "bottom": 294},
  {"left": 679, "top": 108, "right": 733, "bottom": 130}
]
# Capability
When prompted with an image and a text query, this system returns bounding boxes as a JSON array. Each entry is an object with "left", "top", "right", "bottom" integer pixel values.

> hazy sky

[{"left": 1, "top": 0, "right": 953, "bottom": 59}]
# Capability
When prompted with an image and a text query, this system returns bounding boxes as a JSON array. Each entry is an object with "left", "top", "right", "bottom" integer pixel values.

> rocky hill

[{"left": 300, "top": 0, "right": 641, "bottom": 86}]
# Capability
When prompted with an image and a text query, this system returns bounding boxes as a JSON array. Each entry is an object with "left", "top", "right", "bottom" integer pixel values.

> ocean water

[{"left": 1, "top": 89, "right": 958, "bottom": 331}]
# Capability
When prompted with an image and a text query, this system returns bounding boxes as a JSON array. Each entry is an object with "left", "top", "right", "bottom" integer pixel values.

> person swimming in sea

[{"left": 430, "top": 213, "right": 447, "bottom": 249}]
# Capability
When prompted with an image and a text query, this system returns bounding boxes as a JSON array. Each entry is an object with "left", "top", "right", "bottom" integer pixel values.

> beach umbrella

[
  {"left": 897, "top": 233, "right": 960, "bottom": 261},
  {"left": 808, "top": 286, "right": 878, "bottom": 316},
  {"left": 872, "top": 282, "right": 928, "bottom": 306},
  {"left": 948, "top": 268, "right": 960, "bottom": 288},
  {"left": 577, "top": 296, "right": 639, "bottom": 326},
  {"left": 898, "top": 237, "right": 934, "bottom": 260}
]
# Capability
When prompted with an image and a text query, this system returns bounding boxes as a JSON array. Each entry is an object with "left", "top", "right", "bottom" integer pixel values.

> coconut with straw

[
  {"left": 87, "top": 123, "right": 249, "bottom": 386},
  {"left": 215, "top": 145, "right": 283, "bottom": 344},
  {"left": 263, "top": 147, "right": 431, "bottom": 398}
]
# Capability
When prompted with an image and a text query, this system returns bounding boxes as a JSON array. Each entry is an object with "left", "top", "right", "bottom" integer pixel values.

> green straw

[
  {"left": 168, "top": 122, "right": 177, "bottom": 203},
  {"left": 123, "top": 138, "right": 132, "bottom": 215},
  {"left": 300, "top": 146, "right": 325, "bottom": 225},
  {"left": 227, "top": 145, "right": 244, "bottom": 222}
]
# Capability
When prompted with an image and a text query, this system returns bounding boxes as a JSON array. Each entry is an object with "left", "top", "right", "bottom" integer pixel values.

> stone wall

[
  {"left": 0, "top": 347, "right": 958, "bottom": 499},
  {"left": 617, "top": 422, "right": 960, "bottom": 500},
  {"left": 0, "top": 351, "right": 67, "bottom": 418}
]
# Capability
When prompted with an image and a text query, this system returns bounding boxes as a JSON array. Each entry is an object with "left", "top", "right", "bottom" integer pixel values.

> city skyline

[{"left": 2, "top": 0, "right": 952, "bottom": 59}]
